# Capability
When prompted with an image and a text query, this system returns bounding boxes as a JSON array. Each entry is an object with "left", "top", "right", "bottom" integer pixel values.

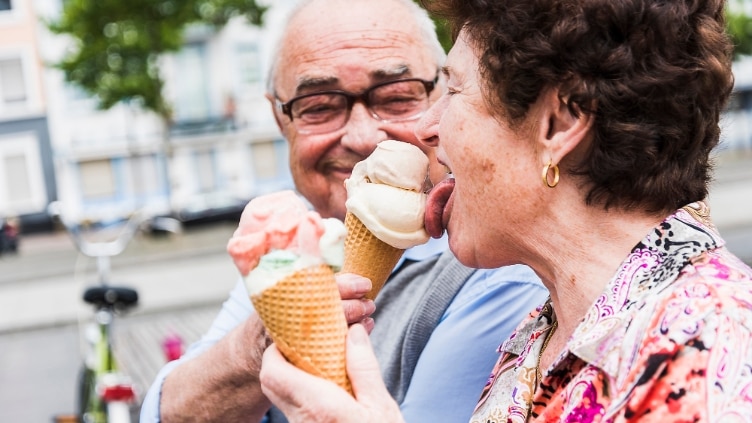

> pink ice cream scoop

[
  {"left": 227, "top": 190, "right": 325, "bottom": 275},
  {"left": 225, "top": 190, "right": 353, "bottom": 394}
]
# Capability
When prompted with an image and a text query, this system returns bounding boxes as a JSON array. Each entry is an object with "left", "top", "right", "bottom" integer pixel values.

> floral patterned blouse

[{"left": 471, "top": 202, "right": 752, "bottom": 422}]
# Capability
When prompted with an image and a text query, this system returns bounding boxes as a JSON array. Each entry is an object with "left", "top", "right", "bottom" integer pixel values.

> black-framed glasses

[{"left": 275, "top": 75, "right": 438, "bottom": 134}]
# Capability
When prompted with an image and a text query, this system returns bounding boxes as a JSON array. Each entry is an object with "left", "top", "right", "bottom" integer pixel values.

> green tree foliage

[
  {"left": 727, "top": 9, "right": 752, "bottom": 59},
  {"left": 431, "top": 15, "right": 452, "bottom": 53},
  {"left": 46, "top": 0, "right": 267, "bottom": 121},
  {"left": 413, "top": 0, "right": 451, "bottom": 53}
]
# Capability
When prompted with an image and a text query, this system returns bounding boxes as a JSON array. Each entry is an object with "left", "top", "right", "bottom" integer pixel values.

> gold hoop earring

[{"left": 542, "top": 161, "right": 559, "bottom": 188}]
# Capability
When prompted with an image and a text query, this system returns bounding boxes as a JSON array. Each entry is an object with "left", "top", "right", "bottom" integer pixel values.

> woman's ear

[{"left": 537, "top": 88, "right": 595, "bottom": 164}]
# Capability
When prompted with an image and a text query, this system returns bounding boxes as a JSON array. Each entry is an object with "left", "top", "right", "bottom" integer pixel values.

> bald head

[{"left": 267, "top": 0, "right": 445, "bottom": 96}]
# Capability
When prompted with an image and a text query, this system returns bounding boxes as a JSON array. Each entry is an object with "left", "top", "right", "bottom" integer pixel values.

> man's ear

[
  {"left": 265, "top": 92, "right": 285, "bottom": 133},
  {"left": 537, "top": 88, "right": 594, "bottom": 164}
]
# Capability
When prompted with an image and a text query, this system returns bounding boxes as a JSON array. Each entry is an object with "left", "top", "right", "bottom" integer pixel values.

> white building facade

[
  {"left": 3, "top": 0, "right": 752, "bottom": 229},
  {"left": 0, "top": 0, "right": 55, "bottom": 231},
  {"left": 34, "top": 0, "right": 296, "bottom": 225}
]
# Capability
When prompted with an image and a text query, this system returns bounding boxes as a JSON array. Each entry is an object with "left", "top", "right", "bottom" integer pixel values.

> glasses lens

[
  {"left": 370, "top": 80, "right": 430, "bottom": 121},
  {"left": 285, "top": 79, "right": 432, "bottom": 134},
  {"left": 290, "top": 93, "right": 348, "bottom": 134}
]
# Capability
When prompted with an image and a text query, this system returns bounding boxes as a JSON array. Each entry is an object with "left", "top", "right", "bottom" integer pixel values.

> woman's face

[{"left": 417, "top": 32, "right": 541, "bottom": 268}]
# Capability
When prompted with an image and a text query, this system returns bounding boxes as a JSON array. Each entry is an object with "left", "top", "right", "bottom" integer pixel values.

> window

[
  {"left": 236, "top": 43, "right": 262, "bottom": 90},
  {"left": 0, "top": 58, "right": 27, "bottom": 106},
  {"left": 79, "top": 159, "right": 117, "bottom": 201},
  {"left": 0, "top": 133, "right": 46, "bottom": 215},
  {"left": 4, "top": 154, "right": 31, "bottom": 203},
  {"left": 128, "top": 154, "right": 162, "bottom": 197},
  {"left": 195, "top": 149, "right": 217, "bottom": 193},
  {"left": 0, "top": 0, "right": 11, "bottom": 12},
  {"left": 251, "top": 138, "right": 291, "bottom": 183},
  {"left": 172, "top": 44, "right": 209, "bottom": 122},
  {"left": 251, "top": 141, "right": 277, "bottom": 180}
]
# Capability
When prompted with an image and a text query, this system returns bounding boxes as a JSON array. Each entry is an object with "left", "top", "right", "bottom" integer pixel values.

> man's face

[{"left": 267, "top": 0, "right": 442, "bottom": 220}]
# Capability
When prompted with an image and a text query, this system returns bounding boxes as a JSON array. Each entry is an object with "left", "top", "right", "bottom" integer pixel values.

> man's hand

[
  {"left": 337, "top": 273, "right": 376, "bottom": 332},
  {"left": 160, "top": 315, "right": 273, "bottom": 422},
  {"left": 260, "top": 324, "right": 404, "bottom": 423}
]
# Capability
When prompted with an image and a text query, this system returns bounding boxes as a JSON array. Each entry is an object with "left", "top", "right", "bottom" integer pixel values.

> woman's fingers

[
  {"left": 259, "top": 325, "right": 404, "bottom": 423},
  {"left": 345, "top": 325, "right": 404, "bottom": 422},
  {"left": 260, "top": 344, "right": 359, "bottom": 423}
]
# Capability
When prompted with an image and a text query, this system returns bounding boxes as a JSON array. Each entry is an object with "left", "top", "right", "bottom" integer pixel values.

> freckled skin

[{"left": 416, "top": 35, "right": 545, "bottom": 269}]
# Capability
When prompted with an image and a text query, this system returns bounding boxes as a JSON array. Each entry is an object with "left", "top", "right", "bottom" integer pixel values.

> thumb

[{"left": 346, "top": 324, "right": 402, "bottom": 418}]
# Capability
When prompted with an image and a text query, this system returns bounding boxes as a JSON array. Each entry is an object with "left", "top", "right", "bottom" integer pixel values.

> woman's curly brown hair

[{"left": 421, "top": 0, "right": 734, "bottom": 214}]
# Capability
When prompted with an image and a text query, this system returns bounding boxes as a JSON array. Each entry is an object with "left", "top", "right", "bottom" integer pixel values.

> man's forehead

[
  {"left": 276, "top": 36, "right": 434, "bottom": 95},
  {"left": 273, "top": 0, "right": 436, "bottom": 95},
  {"left": 285, "top": 0, "right": 422, "bottom": 52}
]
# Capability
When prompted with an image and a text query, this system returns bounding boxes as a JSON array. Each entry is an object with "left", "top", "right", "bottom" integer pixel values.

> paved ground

[
  {"left": 0, "top": 221, "right": 239, "bottom": 332},
  {"left": 0, "top": 222, "right": 240, "bottom": 422}
]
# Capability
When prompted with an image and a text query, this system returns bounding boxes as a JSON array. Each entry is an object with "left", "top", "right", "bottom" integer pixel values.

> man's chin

[{"left": 315, "top": 189, "right": 348, "bottom": 221}]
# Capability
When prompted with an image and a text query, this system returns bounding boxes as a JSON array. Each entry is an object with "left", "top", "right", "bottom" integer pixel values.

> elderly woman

[{"left": 259, "top": 0, "right": 752, "bottom": 421}]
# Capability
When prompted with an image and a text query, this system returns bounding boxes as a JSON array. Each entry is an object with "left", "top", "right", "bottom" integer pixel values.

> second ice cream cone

[
  {"left": 250, "top": 263, "right": 352, "bottom": 394},
  {"left": 341, "top": 212, "right": 405, "bottom": 300}
]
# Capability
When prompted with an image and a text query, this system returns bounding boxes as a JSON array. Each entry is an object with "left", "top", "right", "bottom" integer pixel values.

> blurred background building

[
  {"left": 0, "top": 0, "right": 55, "bottom": 233},
  {"left": 0, "top": 0, "right": 751, "bottom": 234},
  {"left": 1, "top": 0, "right": 297, "bottom": 233},
  {"left": 723, "top": 56, "right": 752, "bottom": 153}
]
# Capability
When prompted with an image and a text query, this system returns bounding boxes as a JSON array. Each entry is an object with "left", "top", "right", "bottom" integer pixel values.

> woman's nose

[{"left": 415, "top": 99, "right": 442, "bottom": 147}]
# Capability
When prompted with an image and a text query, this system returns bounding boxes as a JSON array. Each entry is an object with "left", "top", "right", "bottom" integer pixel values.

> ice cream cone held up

[
  {"left": 343, "top": 140, "right": 431, "bottom": 299},
  {"left": 227, "top": 190, "right": 351, "bottom": 394}
]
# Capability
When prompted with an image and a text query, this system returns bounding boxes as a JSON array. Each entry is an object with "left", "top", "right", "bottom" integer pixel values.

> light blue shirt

[{"left": 141, "top": 236, "right": 548, "bottom": 423}]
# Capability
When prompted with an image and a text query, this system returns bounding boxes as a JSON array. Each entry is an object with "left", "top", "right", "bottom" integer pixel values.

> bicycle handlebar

[{"left": 47, "top": 201, "right": 180, "bottom": 259}]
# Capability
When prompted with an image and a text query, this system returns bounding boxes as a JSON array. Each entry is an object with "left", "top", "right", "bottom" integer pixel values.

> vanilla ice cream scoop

[
  {"left": 344, "top": 140, "right": 430, "bottom": 249},
  {"left": 341, "top": 140, "right": 430, "bottom": 300}
]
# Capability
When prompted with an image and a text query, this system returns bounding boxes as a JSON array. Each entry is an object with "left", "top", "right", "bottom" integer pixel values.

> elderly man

[{"left": 140, "top": 0, "right": 547, "bottom": 422}]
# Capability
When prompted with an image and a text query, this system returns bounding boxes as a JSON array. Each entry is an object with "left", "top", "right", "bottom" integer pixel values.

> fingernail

[
  {"left": 346, "top": 274, "right": 372, "bottom": 293},
  {"left": 362, "top": 300, "right": 375, "bottom": 316},
  {"left": 349, "top": 323, "right": 369, "bottom": 345},
  {"left": 361, "top": 317, "right": 375, "bottom": 333}
]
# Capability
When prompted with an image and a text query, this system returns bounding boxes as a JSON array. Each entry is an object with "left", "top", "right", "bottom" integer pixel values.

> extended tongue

[{"left": 425, "top": 177, "right": 455, "bottom": 239}]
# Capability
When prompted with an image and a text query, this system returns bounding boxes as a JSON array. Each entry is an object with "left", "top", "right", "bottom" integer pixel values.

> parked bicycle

[{"left": 48, "top": 202, "right": 181, "bottom": 423}]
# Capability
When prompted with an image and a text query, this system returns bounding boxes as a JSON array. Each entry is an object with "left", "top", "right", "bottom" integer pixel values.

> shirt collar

[
  {"left": 498, "top": 301, "right": 554, "bottom": 356},
  {"left": 401, "top": 234, "right": 448, "bottom": 263},
  {"left": 568, "top": 202, "right": 724, "bottom": 378}
]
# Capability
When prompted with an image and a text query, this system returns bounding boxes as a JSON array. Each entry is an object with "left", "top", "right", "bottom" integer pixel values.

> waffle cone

[
  {"left": 250, "top": 264, "right": 352, "bottom": 394},
  {"left": 341, "top": 212, "right": 405, "bottom": 300}
]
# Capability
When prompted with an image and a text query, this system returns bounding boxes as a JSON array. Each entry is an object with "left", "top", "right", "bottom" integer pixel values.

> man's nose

[{"left": 339, "top": 102, "right": 386, "bottom": 155}]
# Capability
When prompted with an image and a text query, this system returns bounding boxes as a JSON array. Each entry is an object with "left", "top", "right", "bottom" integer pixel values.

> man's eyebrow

[
  {"left": 294, "top": 76, "right": 339, "bottom": 95},
  {"left": 371, "top": 65, "right": 411, "bottom": 80},
  {"left": 293, "top": 65, "right": 412, "bottom": 94}
]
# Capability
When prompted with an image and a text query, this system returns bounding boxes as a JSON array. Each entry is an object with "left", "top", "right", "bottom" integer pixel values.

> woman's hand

[
  {"left": 337, "top": 273, "right": 376, "bottom": 332},
  {"left": 260, "top": 324, "right": 405, "bottom": 423}
]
